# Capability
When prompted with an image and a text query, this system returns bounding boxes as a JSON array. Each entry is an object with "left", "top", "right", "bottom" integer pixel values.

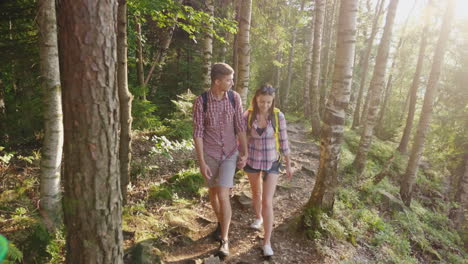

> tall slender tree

[
  {"left": 303, "top": 17, "right": 314, "bottom": 117},
  {"left": 319, "top": 0, "right": 338, "bottom": 118},
  {"left": 135, "top": 21, "right": 145, "bottom": 98},
  {"left": 234, "top": 0, "right": 252, "bottom": 106},
  {"left": 283, "top": 0, "right": 306, "bottom": 109},
  {"left": 304, "top": 0, "right": 358, "bottom": 216},
  {"left": 397, "top": 4, "right": 431, "bottom": 153},
  {"left": 38, "top": 0, "right": 63, "bottom": 231},
  {"left": 353, "top": 0, "right": 399, "bottom": 175},
  {"left": 309, "top": 0, "right": 326, "bottom": 138},
  {"left": 400, "top": 0, "right": 455, "bottom": 206},
  {"left": 117, "top": 0, "right": 133, "bottom": 205},
  {"left": 58, "top": 0, "right": 124, "bottom": 262},
  {"left": 202, "top": 0, "right": 214, "bottom": 89},
  {"left": 351, "top": 0, "right": 385, "bottom": 129}
]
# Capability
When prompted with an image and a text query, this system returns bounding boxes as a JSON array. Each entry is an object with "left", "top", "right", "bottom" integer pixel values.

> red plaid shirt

[{"left": 193, "top": 90, "right": 246, "bottom": 160}]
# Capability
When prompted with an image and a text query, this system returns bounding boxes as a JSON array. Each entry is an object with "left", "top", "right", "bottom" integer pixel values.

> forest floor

[{"left": 125, "top": 121, "right": 358, "bottom": 264}]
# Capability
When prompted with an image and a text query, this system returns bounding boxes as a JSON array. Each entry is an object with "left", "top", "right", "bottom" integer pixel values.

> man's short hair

[{"left": 211, "top": 63, "right": 234, "bottom": 83}]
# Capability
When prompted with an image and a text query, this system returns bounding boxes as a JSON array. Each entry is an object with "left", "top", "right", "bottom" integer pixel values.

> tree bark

[
  {"left": 351, "top": 0, "right": 385, "bottom": 129},
  {"left": 58, "top": 0, "right": 124, "bottom": 262},
  {"left": 38, "top": 0, "right": 63, "bottom": 232},
  {"left": 274, "top": 51, "right": 283, "bottom": 107},
  {"left": 305, "top": 0, "right": 358, "bottom": 216},
  {"left": 135, "top": 21, "right": 145, "bottom": 99},
  {"left": 353, "top": 0, "right": 399, "bottom": 175},
  {"left": 400, "top": 0, "right": 455, "bottom": 206},
  {"left": 234, "top": 0, "right": 252, "bottom": 107},
  {"left": 309, "top": 0, "right": 326, "bottom": 138},
  {"left": 201, "top": 0, "right": 214, "bottom": 89},
  {"left": 117, "top": 0, "right": 133, "bottom": 206},
  {"left": 283, "top": 0, "right": 306, "bottom": 110},
  {"left": 397, "top": 9, "right": 430, "bottom": 153}
]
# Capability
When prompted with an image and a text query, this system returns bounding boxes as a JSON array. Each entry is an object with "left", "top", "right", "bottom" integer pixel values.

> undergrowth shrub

[{"left": 148, "top": 168, "right": 205, "bottom": 203}]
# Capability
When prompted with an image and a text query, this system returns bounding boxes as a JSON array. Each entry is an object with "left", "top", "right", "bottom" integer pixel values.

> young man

[{"left": 193, "top": 63, "right": 248, "bottom": 257}]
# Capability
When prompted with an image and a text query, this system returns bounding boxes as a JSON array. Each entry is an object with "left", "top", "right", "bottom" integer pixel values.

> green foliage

[
  {"left": 4, "top": 243, "right": 23, "bottom": 264},
  {"left": 150, "top": 136, "right": 194, "bottom": 162},
  {"left": 148, "top": 168, "right": 205, "bottom": 203},
  {"left": 163, "top": 90, "right": 197, "bottom": 140},
  {"left": 132, "top": 98, "right": 165, "bottom": 131},
  {"left": 46, "top": 229, "right": 65, "bottom": 264}
]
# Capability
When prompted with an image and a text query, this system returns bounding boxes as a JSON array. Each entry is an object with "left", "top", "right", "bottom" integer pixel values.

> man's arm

[
  {"left": 237, "top": 131, "right": 248, "bottom": 168},
  {"left": 194, "top": 137, "right": 212, "bottom": 180}
]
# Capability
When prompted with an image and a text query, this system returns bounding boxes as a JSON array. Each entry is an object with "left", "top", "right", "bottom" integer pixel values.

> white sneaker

[
  {"left": 250, "top": 218, "right": 263, "bottom": 229},
  {"left": 263, "top": 244, "right": 274, "bottom": 256}
]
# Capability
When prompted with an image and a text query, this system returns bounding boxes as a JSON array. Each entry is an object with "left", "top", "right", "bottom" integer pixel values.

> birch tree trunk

[
  {"left": 351, "top": 0, "right": 385, "bottom": 129},
  {"left": 202, "top": 0, "right": 214, "bottom": 89},
  {"left": 310, "top": 0, "right": 326, "bottom": 138},
  {"left": 353, "top": 0, "right": 399, "bottom": 175},
  {"left": 38, "top": 0, "right": 63, "bottom": 232},
  {"left": 400, "top": 0, "right": 455, "bottom": 206},
  {"left": 304, "top": 0, "right": 358, "bottom": 216},
  {"left": 58, "top": 0, "right": 124, "bottom": 262},
  {"left": 397, "top": 9, "right": 430, "bottom": 153},
  {"left": 135, "top": 21, "right": 145, "bottom": 99},
  {"left": 283, "top": 0, "right": 305, "bottom": 109},
  {"left": 274, "top": 51, "right": 283, "bottom": 107},
  {"left": 234, "top": 0, "right": 252, "bottom": 107},
  {"left": 117, "top": 0, "right": 133, "bottom": 205}
]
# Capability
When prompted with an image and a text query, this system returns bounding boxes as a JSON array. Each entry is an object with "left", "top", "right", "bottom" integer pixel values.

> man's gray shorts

[{"left": 204, "top": 151, "right": 238, "bottom": 188}]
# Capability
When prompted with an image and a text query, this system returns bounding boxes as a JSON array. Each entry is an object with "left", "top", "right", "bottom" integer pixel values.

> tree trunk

[
  {"left": 234, "top": 0, "right": 252, "bottom": 107},
  {"left": 319, "top": 0, "right": 338, "bottom": 119},
  {"left": 232, "top": 0, "right": 241, "bottom": 86},
  {"left": 0, "top": 79, "right": 4, "bottom": 116},
  {"left": 397, "top": 10, "right": 430, "bottom": 153},
  {"left": 303, "top": 18, "right": 314, "bottom": 117},
  {"left": 283, "top": 0, "right": 306, "bottom": 110},
  {"left": 304, "top": 0, "right": 358, "bottom": 219},
  {"left": 117, "top": 0, "right": 133, "bottom": 206},
  {"left": 309, "top": 0, "right": 326, "bottom": 138},
  {"left": 400, "top": 0, "right": 455, "bottom": 206},
  {"left": 38, "top": 0, "right": 63, "bottom": 232},
  {"left": 135, "top": 21, "right": 145, "bottom": 99},
  {"left": 145, "top": 23, "right": 177, "bottom": 96},
  {"left": 201, "top": 0, "right": 214, "bottom": 89},
  {"left": 58, "top": 0, "right": 124, "bottom": 262},
  {"left": 351, "top": 0, "right": 385, "bottom": 129},
  {"left": 449, "top": 153, "right": 468, "bottom": 229},
  {"left": 274, "top": 51, "right": 283, "bottom": 107},
  {"left": 353, "top": 0, "right": 399, "bottom": 175}
]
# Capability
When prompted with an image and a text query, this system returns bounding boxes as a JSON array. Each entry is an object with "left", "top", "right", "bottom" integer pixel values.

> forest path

[{"left": 164, "top": 121, "right": 324, "bottom": 263}]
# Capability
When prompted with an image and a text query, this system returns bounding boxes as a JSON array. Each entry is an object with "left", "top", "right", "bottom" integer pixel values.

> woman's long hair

[{"left": 249, "top": 84, "right": 276, "bottom": 129}]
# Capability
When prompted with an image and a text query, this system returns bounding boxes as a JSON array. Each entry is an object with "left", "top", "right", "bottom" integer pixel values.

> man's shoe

[
  {"left": 218, "top": 239, "right": 229, "bottom": 257},
  {"left": 263, "top": 244, "right": 274, "bottom": 257},
  {"left": 250, "top": 218, "right": 263, "bottom": 230},
  {"left": 212, "top": 223, "right": 221, "bottom": 242}
]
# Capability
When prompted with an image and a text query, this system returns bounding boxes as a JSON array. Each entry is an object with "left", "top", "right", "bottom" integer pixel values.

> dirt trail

[{"left": 164, "top": 122, "right": 324, "bottom": 263}]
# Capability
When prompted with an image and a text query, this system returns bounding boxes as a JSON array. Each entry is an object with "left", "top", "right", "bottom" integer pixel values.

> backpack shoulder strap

[
  {"left": 201, "top": 91, "right": 208, "bottom": 113},
  {"left": 272, "top": 108, "right": 281, "bottom": 155},
  {"left": 227, "top": 90, "right": 236, "bottom": 110}
]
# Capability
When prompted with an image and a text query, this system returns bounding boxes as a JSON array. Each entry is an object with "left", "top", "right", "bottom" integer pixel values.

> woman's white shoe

[
  {"left": 250, "top": 218, "right": 263, "bottom": 229},
  {"left": 263, "top": 244, "right": 274, "bottom": 256}
]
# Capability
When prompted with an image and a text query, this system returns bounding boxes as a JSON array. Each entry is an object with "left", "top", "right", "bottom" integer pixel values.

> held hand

[
  {"left": 200, "top": 162, "right": 212, "bottom": 180},
  {"left": 237, "top": 154, "right": 247, "bottom": 169}
]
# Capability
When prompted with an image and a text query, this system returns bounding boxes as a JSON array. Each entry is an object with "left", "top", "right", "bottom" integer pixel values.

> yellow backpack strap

[
  {"left": 273, "top": 108, "right": 280, "bottom": 155},
  {"left": 247, "top": 107, "right": 253, "bottom": 129}
]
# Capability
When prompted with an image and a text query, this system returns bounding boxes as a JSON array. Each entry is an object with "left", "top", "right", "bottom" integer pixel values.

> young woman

[{"left": 240, "top": 84, "right": 293, "bottom": 257}]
